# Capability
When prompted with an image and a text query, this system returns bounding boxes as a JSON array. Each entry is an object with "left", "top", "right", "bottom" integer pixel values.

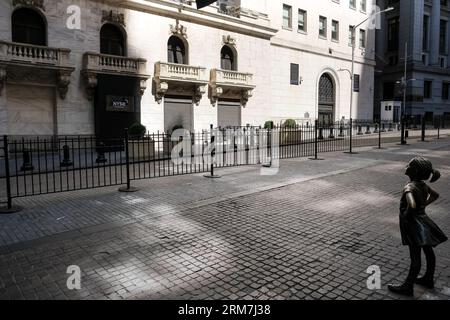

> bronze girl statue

[{"left": 388, "top": 156, "right": 448, "bottom": 296}]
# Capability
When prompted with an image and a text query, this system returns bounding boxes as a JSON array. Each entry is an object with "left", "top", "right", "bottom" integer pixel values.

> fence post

[
  {"left": 119, "top": 128, "right": 139, "bottom": 192},
  {"left": 204, "top": 124, "right": 221, "bottom": 178},
  {"left": 0, "top": 136, "right": 22, "bottom": 213},
  {"left": 345, "top": 118, "right": 357, "bottom": 154},
  {"left": 421, "top": 116, "right": 426, "bottom": 142},
  {"left": 378, "top": 121, "right": 382, "bottom": 149},
  {"left": 309, "top": 119, "right": 324, "bottom": 161}
]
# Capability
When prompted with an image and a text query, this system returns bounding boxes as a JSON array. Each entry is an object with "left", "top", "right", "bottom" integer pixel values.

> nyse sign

[{"left": 106, "top": 96, "right": 135, "bottom": 112}]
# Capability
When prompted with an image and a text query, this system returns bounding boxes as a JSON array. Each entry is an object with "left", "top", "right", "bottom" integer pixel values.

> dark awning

[{"left": 196, "top": 0, "right": 216, "bottom": 10}]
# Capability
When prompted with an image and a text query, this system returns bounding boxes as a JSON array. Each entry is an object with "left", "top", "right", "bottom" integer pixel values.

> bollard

[
  {"left": 96, "top": 141, "right": 107, "bottom": 164},
  {"left": 60, "top": 145, "right": 73, "bottom": 167},
  {"left": 365, "top": 125, "right": 371, "bottom": 134},
  {"left": 374, "top": 124, "right": 379, "bottom": 134},
  {"left": 381, "top": 123, "right": 386, "bottom": 132},
  {"left": 357, "top": 125, "right": 363, "bottom": 135},
  {"left": 318, "top": 127, "right": 324, "bottom": 140},
  {"left": 20, "top": 149, "right": 34, "bottom": 171},
  {"left": 119, "top": 128, "right": 138, "bottom": 192},
  {"left": 328, "top": 127, "right": 335, "bottom": 139},
  {"left": 421, "top": 117, "right": 426, "bottom": 141},
  {"left": 388, "top": 123, "right": 393, "bottom": 131},
  {"left": 338, "top": 125, "right": 344, "bottom": 137}
]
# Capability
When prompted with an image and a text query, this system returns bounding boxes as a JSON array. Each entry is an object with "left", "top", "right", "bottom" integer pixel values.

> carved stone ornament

[
  {"left": 240, "top": 89, "right": 253, "bottom": 107},
  {"left": 222, "top": 35, "right": 236, "bottom": 47},
  {"left": 210, "top": 85, "right": 223, "bottom": 105},
  {"left": 57, "top": 71, "right": 71, "bottom": 99},
  {"left": 102, "top": 10, "right": 126, "bottom": 27},
  {"left": 83, "top": 72, "right": 98, "bottom": 101},
  {"left": 13, "top": 0, "right": 45, "bottom": 10},
  {"left": 0, "top": 68, "right": 6, "bottom": 96},
  {"left": 155, "top": 81, "right": 169, "bottom": 104},
  {"left": 193, "top": 85, "right": 206, "bottom": 106},
  {"left": 139, "top": 79, "right": 147, "bottom": 96},
  {"left": 170, "top": 24, "right": 188, "bottom": 39}
]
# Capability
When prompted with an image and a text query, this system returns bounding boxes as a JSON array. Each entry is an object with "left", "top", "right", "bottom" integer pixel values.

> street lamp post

[{"left": 342, "top": 6, "right": 393, "bottom": 153}]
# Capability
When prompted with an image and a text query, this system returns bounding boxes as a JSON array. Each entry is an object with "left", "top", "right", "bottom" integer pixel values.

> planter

[{"left": 128, "top": 139, "right": 155, "bottom": 160}]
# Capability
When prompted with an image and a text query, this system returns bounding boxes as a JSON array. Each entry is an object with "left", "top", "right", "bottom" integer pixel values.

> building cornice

[
  {"left": 270, "top": 37, "right": 376, "bottom": 68},
  {"left": 96, "top": 0, "right": 278, "bottom": 40}
]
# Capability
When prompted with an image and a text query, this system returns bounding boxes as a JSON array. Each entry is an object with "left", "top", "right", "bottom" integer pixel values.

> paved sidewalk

[{"left": 0, "top": 137, "right": 449, "bottom": 300}]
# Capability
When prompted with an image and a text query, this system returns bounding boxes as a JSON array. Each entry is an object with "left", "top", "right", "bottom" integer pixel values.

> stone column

[
  {"left": 399, "top": 0, "right": 424, "bottom": 63},
  {"left": 429, "top": 0, "right": 441, "bottom": 66}
]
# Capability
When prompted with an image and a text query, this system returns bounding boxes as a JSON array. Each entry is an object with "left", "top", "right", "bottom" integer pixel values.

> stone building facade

[
  {"left": 375, "top": 0, "right": 450, "bottom": 120},
  {"left": 0, "top": 0, "right": 376, "bottom": 136}
]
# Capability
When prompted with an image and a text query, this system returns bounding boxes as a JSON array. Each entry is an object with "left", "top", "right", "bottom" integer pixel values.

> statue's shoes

[
  {"left": 414, "top": 276, "right": 434, "bottom": 289},
  {"left": 387, "top": 283, "right": 414, "bottom": 297}
]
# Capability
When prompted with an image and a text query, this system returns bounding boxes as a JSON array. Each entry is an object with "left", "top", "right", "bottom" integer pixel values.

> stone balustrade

[
  {"left": 211, "top": 69, "right": 253, "bottom": 87},
  {"left": 83, "top": 52, "right": 147, "bottom": 75},
  {"left": 0, "top": 40, "right": 71, "bottom": 67}
]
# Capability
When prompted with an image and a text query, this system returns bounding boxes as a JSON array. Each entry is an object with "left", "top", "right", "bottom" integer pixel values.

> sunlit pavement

[{"left": 1, "top": 137, "right": 450, "bottom": 300}]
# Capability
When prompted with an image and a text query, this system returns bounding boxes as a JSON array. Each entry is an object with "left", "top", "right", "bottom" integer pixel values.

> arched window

[
  {"left": 12, "top": 8, "right": 47, "bottom": 46},
  {"left": 168, "top": 36, "right": 187, "bottom": 64},
  {"left": 100, "top": 24, "right": 125, "bottom": 56},
  {"left": 220, "top": 45, "right": 236, "bottom": 71}
]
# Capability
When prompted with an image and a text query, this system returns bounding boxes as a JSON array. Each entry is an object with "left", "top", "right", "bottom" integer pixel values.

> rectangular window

[
  {"left": 319, "top": 16, "right": 327, "bottom": 38},
  {"left": 361, "top": 0, "right": 367, "bottom": 12},
  {"left": 424, "top": 80, "right": 432, "bottom": 99},
  {"left": 442, "top": 82, "right": 450, "bottom": 100},
  {"left": 332, "top": 20, "right": 339, "bottom": 41},
  {"left": 298, "top": 9, "right": 307, "bottom": 32},
  {"left": 353, "top": 74, "right": 360, "bottom": 92},
  {"left": 348, "top": 25, "right": 355, "bottom": 46},
  {"left": 283, "top": 4, "right": 292, "bottom": 29},
  {"left": 359, "top": 29, "right": 366, "bottom": 48},
  {"left": 349, "top": 0, "right": 356, "bottom": 9},
  {"left": 290, "top": 63, "right": 299, "bottom": 85},
  {"left": 423, "top": 15, "right": 429, "bottom": 50},
  {"left": 440, "top": 20, "right": 447, "bottom": 54},
  {"left": 387, "top": 17, "right": 400, "bottom": 51}
]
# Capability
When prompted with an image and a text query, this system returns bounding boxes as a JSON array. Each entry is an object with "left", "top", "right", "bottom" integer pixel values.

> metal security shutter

[
  {"left": 164, "top": 97, "right": 193, "bottom": 132},
  {"left": 218, "top": 100, "right": 241, "bottom": 128}
]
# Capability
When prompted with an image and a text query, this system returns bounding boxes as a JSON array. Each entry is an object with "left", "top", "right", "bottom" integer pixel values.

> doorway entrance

[{"left": 318, "top": 73, "right": 335, "bottom": 126}]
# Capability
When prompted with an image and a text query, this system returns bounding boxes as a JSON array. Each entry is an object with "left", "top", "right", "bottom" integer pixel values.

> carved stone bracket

[
  {"left": 82, "top": 72, "right": 98, "bottom": 101},
  {"left": 170, "top": 24, "right": 188, "bottom": 39},
  {"left": 102, "top": 10, "right": 126, "bottom": 27},
  {"left": 0, "top": 68, "right": 6, "bottom": 96},
  {"left": 57, "top": 70, "right": 71, "bottom": 99},
  {"left": 193, "top": 85, "right": 207, "bottom": 106},
  {"left": 240, "top": 89, "right": 253, "bottom": 107},
  {"left": 13, "top": 0, "right": 45, "bottom": 11},
  {"left": 210, "top": 85, "right": 223, "bottom": 105},
  {"left": 222, "top": 35, "right": 236, "bottom": 47},
  {"left": 155, "top": 81, "right": 168, "bottom": 104},
  {"left": 139, "top": 79, "right": 147, "bottom": 96}
]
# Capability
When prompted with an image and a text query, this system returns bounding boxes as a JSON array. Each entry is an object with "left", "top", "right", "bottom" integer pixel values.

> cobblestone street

[{"left": 1, "top": 137, "right": 450, "bottom": 300}]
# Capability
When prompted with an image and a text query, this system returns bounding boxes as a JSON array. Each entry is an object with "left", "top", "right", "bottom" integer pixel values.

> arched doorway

[{"left": 318, "top": 73, "right": 335, "bottom": 126}]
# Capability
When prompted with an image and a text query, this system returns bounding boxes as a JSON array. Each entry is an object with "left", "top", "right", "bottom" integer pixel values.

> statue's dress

[{"left": 400, "top": 181, "right": 448, "bottom": 247}]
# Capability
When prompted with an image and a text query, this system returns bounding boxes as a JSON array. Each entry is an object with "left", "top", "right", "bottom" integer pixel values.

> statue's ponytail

[{"left": 430, "top": 169, "right": 441, "bottom": 183}]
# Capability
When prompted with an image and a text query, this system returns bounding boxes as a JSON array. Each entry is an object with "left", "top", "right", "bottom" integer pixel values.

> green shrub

[
  {"left": 264, "top": 121, "right": 274, "bottom": 129},
  {"left": 128, "top": 122, "right": 146, "bottom": 138},
  {"left": 283, "top": 119, "right": 297, "bottom": 128}
]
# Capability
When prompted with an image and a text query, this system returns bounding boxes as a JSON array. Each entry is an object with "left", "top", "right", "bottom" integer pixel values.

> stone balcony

[
  {"left": 81, "top": 52, "right": 149, "bottom": 100},
  {"left": 210, "top": 69, "right": 255, "bottom": 106},
  {"left": 154, "top": 61, "right": 209, "bottom": 105},
  {"left": 0, "top": 40, "right": 75, "bottom": 98}
]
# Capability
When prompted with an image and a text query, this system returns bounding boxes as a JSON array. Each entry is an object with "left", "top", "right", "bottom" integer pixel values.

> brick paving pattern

[{"left": 0, "top": 136, "right": 449, "bottom": 300}]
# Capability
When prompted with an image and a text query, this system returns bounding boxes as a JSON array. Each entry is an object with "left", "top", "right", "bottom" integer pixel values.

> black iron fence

[{"left": 1, "top": 118, "right": 449, "bottom": 210}]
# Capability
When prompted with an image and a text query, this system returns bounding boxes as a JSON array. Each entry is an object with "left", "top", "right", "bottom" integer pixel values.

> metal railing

[{"left": 1, "top": 117, "right": 449, "bottom": 210}]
